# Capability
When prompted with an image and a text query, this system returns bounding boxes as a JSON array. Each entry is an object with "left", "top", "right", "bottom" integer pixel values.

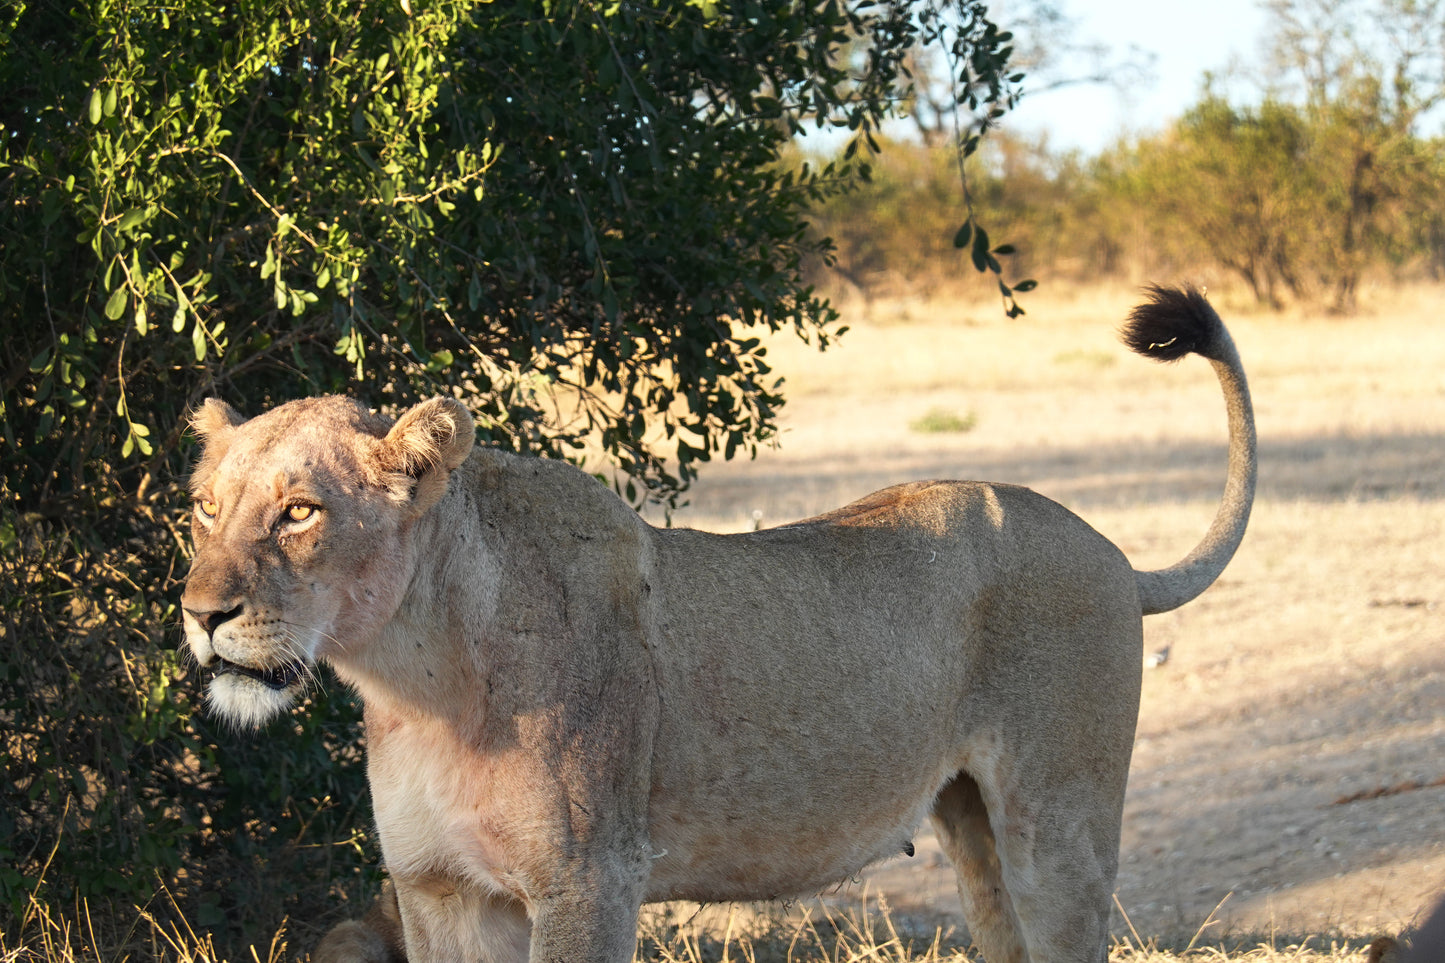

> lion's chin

[{"left": 207, "top": 666, "right": 305, "bottom": 728}]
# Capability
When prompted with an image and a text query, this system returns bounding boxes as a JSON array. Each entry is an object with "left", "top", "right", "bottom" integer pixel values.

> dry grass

[
  {"left": 0, "top": 888, "right": 273, "bottom": 963},
  {"left": 632, "top": 893, "right": 1393, "bottom": 962},
  {"left": 0, "top": 892, "right": 1393, "bottom": 962},
  {"left": 649, "top": 279, "right": 1445, "bottom": 530}
]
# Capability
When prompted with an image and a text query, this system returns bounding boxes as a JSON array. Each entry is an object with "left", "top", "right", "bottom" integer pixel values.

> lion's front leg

[
  {"left": 527, "top": 882, "right": 644, "bottom": 963},
  {"left": 392, "top": 878, "right": 531, "bottom": 963}
]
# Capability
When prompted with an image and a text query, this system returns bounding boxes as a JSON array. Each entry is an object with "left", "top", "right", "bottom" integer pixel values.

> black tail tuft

[{"left": 1121, "top": 284, "right": 1222, "bottom": 363}]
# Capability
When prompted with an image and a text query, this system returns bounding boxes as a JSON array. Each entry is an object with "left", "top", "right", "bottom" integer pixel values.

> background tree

[
  {"left": 0, "top": 0, "right": 1020, "bottom": 953},
  {"left": 1263, "top": 0, "right": 1445, "bottom": 309},
  {"left": 1119, "top": 95, "right": 1315, "bottom": 307}
]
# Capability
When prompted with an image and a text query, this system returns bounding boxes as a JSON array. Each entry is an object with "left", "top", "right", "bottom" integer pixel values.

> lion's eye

[
  {"left": 197, "top": 498, "right": 219, "bottom": 520},
  {"left": 285, "top": 504, "right": 317, "bottom": 524}
]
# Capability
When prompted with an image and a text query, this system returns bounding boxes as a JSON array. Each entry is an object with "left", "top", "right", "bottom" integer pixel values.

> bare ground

[{"left": 641, "top": 283, "right": 1445, "bottom": 946}]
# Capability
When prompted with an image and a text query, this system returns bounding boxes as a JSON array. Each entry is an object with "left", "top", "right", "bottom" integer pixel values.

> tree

[
  {"left": 0, "top": 0, "right": 1020, "bottom": 950},
  {"left": 1263, "top": 0, "right": 1445, "bottom": 309},
  {"left": 1098, "top": 0, "right": 1445, "bottom": 311},
  {"left": 1117, "top": 95, "right": 1314, "bottom": 307}
]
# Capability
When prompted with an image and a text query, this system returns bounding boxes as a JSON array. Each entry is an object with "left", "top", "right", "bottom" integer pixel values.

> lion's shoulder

[{"left": 454, "top": 447, "right": 653, "bottom": 545}]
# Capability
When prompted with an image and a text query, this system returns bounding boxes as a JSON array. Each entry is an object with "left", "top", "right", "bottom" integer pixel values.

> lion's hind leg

[
  {"left": 984, "top": 779, "right": 1120, "bottom": 963},
  {"left": 933, "top": 760, "right": 1122, "bottom": 963},
  {"left": 931, "top": 772, "right": 1028, "bottom": 963},
  {"left": 949, "top": 715, "right": 1128, "bottom": 963}
]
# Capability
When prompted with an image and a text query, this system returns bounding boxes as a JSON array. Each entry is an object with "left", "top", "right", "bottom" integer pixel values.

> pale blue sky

[{"left": 1002, "top": 0, "right": 1271, "bottom": 155}]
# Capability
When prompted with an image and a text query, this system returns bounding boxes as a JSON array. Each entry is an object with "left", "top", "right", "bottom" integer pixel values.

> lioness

[{"left": 181, "top": 286, "right": 1255, "bottom": 963}]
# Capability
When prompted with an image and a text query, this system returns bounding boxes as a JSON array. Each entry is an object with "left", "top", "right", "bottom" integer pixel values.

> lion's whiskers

[{"left": 276, "top": 625, "right": 328, "bottom": 696}]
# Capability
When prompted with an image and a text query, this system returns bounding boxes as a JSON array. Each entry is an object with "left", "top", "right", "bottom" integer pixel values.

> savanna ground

[
  {"left": 7, "top": 284, "right": 1442, "bottom": 963},
  {"left": 635, "top": 280, "right": 1445, "bottom": 958}
]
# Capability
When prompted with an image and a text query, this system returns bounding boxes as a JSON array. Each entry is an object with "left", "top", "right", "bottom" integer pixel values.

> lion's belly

[
  {"left": 641, "top": 662, "right": 964, "bottom": 903},
  {"left": 642, "top": 776, "right": 942, "bottom": 903}
]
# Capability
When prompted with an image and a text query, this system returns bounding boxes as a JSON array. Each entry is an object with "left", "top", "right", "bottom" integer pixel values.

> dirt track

[{"left": 644, "top": 287, "right": 1445, "bottom": 944}]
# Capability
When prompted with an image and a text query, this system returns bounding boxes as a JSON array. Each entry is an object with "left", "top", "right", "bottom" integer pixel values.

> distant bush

[
  {"left": 798, "top": 134, "right": 1053, "bottom": 304},
  {"left": 909, "top": 407, "right": 979, "bottom": 434}
]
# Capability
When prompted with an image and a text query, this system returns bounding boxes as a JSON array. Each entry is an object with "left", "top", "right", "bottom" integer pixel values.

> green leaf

[
  {"left": 952, "top": 222, "right": 972, "bottom": 249},
  {"left": 104, "top": 285, "right": 128, "bottom": 320},
  {"left": 116, "top": 208, "right": 148, "bottom": 233},
  {"left": 970, "top": 225, "right": 992, "bottom": 273},
  {"left": 88, "top": 88, "right": 102, "bottom": 124}
]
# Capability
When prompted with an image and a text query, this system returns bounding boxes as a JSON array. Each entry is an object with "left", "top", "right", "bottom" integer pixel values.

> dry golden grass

[
  {"left": 0, "top": 892, "right": 1394, "bottom": 962},
  {"left": 0, "top": 887, "right": 277, "bottom": 963}
]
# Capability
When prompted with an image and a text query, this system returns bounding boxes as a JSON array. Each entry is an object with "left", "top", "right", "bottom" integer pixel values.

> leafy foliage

[{"left": 0, "top": 0, "right": 1020, "bottom": 953}]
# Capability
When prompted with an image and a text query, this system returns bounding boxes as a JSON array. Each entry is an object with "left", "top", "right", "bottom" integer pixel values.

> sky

[{"left": 1000, "top": 0, "right": 1271, "bottom": 155}]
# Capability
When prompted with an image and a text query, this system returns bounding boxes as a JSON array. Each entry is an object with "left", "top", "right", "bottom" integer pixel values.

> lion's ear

[
  {"left": 377, "top": 398, "right": 475, "bottom": 515},
  {"left": 191, "top": 397, "right": 247, "bottom": 441},
  {"left": 188, "top": 398, "right": 247, "bottom": 484}
]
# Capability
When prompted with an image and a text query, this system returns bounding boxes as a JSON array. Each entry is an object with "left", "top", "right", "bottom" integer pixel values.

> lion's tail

[{"left": 1121, "top": 285, "right": 1258, "bottom": 616}]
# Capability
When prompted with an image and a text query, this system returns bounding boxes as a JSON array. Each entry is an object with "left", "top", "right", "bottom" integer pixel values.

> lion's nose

[{"left": 186, "top": 603, "right": 243, "bottom": 639}]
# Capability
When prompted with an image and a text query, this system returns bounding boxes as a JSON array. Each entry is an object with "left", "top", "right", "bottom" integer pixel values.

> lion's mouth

[{"left": 212, "top": 658, "right": 305, "bottom": 691}]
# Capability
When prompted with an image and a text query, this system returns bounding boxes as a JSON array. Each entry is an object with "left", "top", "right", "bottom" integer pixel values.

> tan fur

[
  {"left": 315, "top": 880, "right": 405, "bottom": 963},
  {"left": 181, "top": 291, "right": 1255, "bottom": 963}
]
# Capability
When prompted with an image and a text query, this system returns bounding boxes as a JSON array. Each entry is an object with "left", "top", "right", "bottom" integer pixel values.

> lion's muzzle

[{"left": 181, "top": 597, "right": 314, "bottom": 727}]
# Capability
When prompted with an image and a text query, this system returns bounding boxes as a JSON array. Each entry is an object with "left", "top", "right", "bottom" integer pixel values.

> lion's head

[{"left": 180, "top": 395, "right": 474, "bottom": 726}]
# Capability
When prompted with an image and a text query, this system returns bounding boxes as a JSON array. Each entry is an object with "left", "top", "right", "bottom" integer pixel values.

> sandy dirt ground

[{"left": 640, "top": 284, "right": 1445, "bottom": 945}]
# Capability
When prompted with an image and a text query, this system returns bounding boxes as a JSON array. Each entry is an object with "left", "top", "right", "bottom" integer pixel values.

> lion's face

[{"left": 180, "top": 395, "right": 474, "bottom": 726}]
